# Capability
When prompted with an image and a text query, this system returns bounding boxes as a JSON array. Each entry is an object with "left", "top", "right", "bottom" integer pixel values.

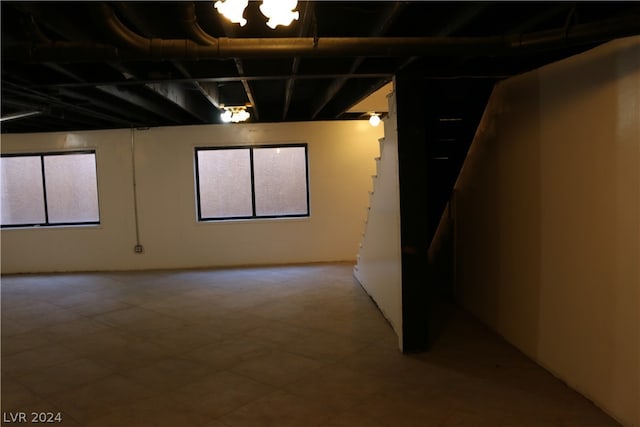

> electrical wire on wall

[{"left": 130, "top": 128, "right": 144, "bottom": 254}]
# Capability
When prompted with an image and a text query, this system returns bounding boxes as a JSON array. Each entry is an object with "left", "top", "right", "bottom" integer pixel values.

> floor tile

[
  {"left": 0, "top": 264, "right": 623, "bottom": 427},
  {"left": 1, "top": 344, "right": 81, "bottom": 378},
  {"left": 174, "top": 371, "right": 276, "bottom": 419},
  {"left": 1, "top": 329, "right": 55, "bottom": 356},
  {"left": 217, "top": 390, "right": 332, "bottom": 427},
  {"left": 49, "top": 374, "right": 157, "bottom": 424},
  {"left": 13, "top": 357, "right": 115, "bottom": 396},
  {"left": 85, "top": 393, "right": 211, "bottom": 427},
  {"left": 281, "top": 330, "right": 370, "bottom": 363},
  {"left": 282, "top": 365, "right": 388, "bottom": 412},
  {"left": 0, "top": 376, "right": 42, "bottom": 411},
  {"left": 230, "top": 349, "right": 324, "bottom": 387},
  {"left": 123, "top": 357, "right": 216, "bottom": 389}
]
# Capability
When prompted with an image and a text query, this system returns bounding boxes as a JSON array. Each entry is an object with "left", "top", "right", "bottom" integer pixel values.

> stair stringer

[{"left": 353, "top": 89, "right": 404, "bottom": 350}]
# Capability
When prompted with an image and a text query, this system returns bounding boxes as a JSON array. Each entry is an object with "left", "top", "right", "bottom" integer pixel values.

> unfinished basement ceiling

[{"left": 2, "top": 1, "right": 639, "bottom": 134}]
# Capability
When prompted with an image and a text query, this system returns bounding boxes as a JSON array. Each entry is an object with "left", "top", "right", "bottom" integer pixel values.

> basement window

[
  {"left": 1, "top": 151, "right": 100, "bottom": 228},
  {"left": 195, "top": 144, "right": 309, "bottom": 221}
]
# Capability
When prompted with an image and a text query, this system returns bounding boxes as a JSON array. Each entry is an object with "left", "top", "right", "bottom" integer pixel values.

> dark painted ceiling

[{"left": 2, "top": 1, "right": 640, "bottom": 134}]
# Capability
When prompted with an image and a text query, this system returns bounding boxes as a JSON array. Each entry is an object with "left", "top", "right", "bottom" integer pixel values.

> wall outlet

[{"left": 134, "top": 244, "right": 144, "bottom": 254}]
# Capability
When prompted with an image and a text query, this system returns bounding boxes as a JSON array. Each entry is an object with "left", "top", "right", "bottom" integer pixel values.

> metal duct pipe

[
  {"left": 4, "top": 14, "right": 639, "bottom": 63},
  {"left": 95, "top": 2, "right": 158, "bottom": 50},
  {"left": 179, "top": 2, "right": 218, "bottom": 46},
  {"left": 100, "top": 2, "right": 491, "bottom": 59}
]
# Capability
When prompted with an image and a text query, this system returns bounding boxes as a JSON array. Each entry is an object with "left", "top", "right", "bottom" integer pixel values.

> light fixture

[
  {"left": 259, "top": 0, "right": 299, "bottom": 29},
  {"left": 214, "top": 0, "right": 248, "bottom": 27},
  {"left": 0, "top": 110, "right": 42, "bottom": 122},
  {"left": 368, "top": 113, "right": 381, "bottom": 127},
  {"left": 220, "top": 106, "right": 250, "bottom": 123}
]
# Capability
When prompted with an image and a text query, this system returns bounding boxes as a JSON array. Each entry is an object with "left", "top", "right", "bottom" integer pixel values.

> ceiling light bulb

[
  {"left": 369, "top": 114, "right": 381, "bottom": 127},
  {"left": 259, "top": 0, "right": 299, "bottom": 29},
  {"left": 214, "top": 0, "right": 248, "bottom": 27},
  {"left": 221, "top": 107, "right": 250, "bottom": 123},
  {"left": 221, "top": 110, "right": 233, "bottom": 122},
  {"left": 232, "top": 109, "right": 250, "bottom": 122}
]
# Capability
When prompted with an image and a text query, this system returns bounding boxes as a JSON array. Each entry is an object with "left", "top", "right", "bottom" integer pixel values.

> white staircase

[{"left": 353, "top": 88, "right": 404, "bottom": 349}]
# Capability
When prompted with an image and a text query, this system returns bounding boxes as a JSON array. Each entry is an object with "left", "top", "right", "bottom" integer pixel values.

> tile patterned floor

[{"left": 1, "top": 263, "right": 620, "bottom": 426}]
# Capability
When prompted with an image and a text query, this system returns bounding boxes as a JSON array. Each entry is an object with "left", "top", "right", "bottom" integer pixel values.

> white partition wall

[
  {"left": 454, "top": 36, "right": 640, "bottom": 426},
  {"left": 354, "top": 89, "right": 404, "bottom": 349},
  {"left": 1, "top": 121, "right": 383, "bottom": 273}
]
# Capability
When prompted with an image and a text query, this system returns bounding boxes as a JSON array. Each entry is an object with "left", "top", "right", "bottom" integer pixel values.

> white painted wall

[
  {"left": 1, "top": 120, "right": 383, "bottom": 273},
  {"left": 354, "top": 89, "right": 403, "bottom": 349},
  {"left": 454, "top": 36, "right": 639, "bottom": 426}
]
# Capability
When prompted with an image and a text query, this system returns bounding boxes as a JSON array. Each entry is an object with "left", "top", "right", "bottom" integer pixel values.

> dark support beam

[
  {"left": 436, "top": 3, "right": 488, "bottom": 36},
  {"left": 57, "top": 87, "right": 152, "bottom": 126},
  {"left": 95, "top": 85, "right": 185, "bottom": 123},
  {"left": 509, "top": 4, "right": 572, "bottom": 34},
  {"left": 181, "top": 3, "right": 253, "bottom": 115},
  {"left": 172, "top": 9, "right": 224, "bottom": 114},
  {"left": 144, "top": 81, "right": 218, "bottom": 123},
  {"left": 11, "top": 2, "right": 93, "bottom": 41},
  {"left": 30, "top": 73, "right": 394, "bottom": 90},
  {"left": 233, "top": 59, "right": 259, "bottom": 120},
  {"left": 395, "top": 71, "right": 431, "bottom": 353},
  {"left": 195, "top": 82, "right": 221, "bottom": 109},
  {"left": 172, "top": 61, "right": 222, "bottom": 109},
  {"left": 43, "top": 63, "right": 171, "bottom": 125},
  {"left": 393, "top": 70, "right": 500, "bottom": 353},
  {"left": 24, "top": 14, "right": 49, "bottom": 43},
  {"left": 283, "top": 57, "right": 301, "bottom": 120},
  {"left": 283, "top": 1, "right": 315, "bottom": 120},
  {"left": 100, "top": 1, "right": 253, "bottom": 119},
  {"left": 111, "top": 61, "right": 218, "bottom": 123},
  {"left": 384, "top": 3, "right": 490, "bottom": 90},
  {"left": 316, "top": 2, "right": 488, "bottom": 119},
  {"left": 311, "top": 1, "right": 406, "bottom": 119},
  {"left": 2, "top": 77, "right": 138, "bottom": 127},
  {"left": 1, "top": 92, "right": 127, "bottom": 131}
]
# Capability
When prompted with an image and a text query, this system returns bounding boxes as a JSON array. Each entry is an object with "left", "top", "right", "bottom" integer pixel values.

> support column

[{"left": 395, "top": 71, "right": 431, "bottom": 352}]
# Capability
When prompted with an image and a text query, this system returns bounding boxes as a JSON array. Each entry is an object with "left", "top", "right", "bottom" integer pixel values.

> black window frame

[
  {"left": 195, "top": 143, "right": 310, "bottom": 221},
  {"left": 1, "top": 150, "right": 101, "bottom": 228}
]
